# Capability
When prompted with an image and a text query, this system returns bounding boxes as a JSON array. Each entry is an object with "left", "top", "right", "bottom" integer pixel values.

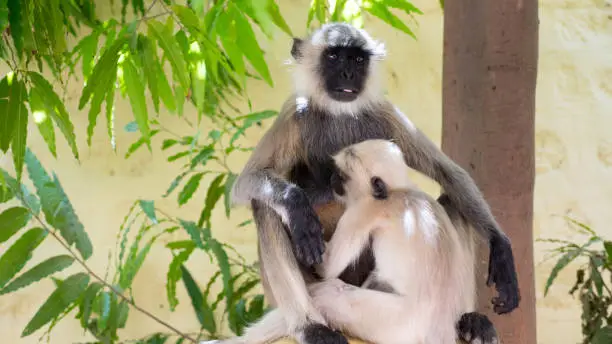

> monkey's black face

[{"left": 320, "top": 46, "right": 370, "bottom": 102}]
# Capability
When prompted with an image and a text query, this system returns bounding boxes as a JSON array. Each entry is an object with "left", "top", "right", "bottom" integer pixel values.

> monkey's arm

[
  {"left": 320, "top": 207, "right": 377, "bottom": 279},
  {"left": 389, "top": 107, "right": 519, "bottom": 315},
  {"left": 231, "top": 99, "right": 325, "bottom": 266}
]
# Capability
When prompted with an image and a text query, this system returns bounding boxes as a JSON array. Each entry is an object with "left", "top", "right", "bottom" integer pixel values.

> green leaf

[
  {"left": 166, "top": 240, "right": 195, "bottom": 250},
  {"left": 190, "top": 146, "right": 215, "bottom": 168},
  {"left": 0, "top": 206, "right": 31, "bottom": 244},
  {"left": 7, "top": 0, "right": 22, "bottom": 57},
  {"left": 543, "top": 237, "right": 599, "bottom": 296},
  {"left": 590, "top": 257, "right": 604, "bottom": 296},
  {"left": 364, "top": 2, "right": 416, "bottom": 39},
  {"left": 230, "top": 110, "right": 277, "bottom": 145},
  {"left": 78, "top": 36, "right": 126, "bottom": 110},
  {"left": 164, "top": 171, "right": 189, "bottom": 197},
  {"left": 123, "top": 56, "right": 151, "bottom": 149},
  {"left": 0, "top": 255, "right": 74, "bottom": 295},
  {"left": 116, "top": 300, "right": 129, "bottom": 328},
  {"left": 139, "top": 200, "right": 158, "bottom": 224},
  {"left": 385, "top": 0, "right": 423, "bottom": 15},
  {"left": 162, "top": 139, "right": 178, "bottom": 150},
  {"left": 119, "top": 231, "right": 158, "bottom": 289},
  {"left": 25, "top": 150, "right": 93, "bottom": 260},
  {"left": 167, "top": 151, "right": 190, "bottom": 162},
  {"left": 156, "top": 61, "right": 176, "bottom": 113},
  {"left": 0, "top": 0, "right": 8, "bottom": 32},
  {"left": 198, "top": 174, "right": 226, "bottom": 227},
  {"left": 7, "top": 75, "right": 27, "bottom": 180},
  {"left": 178, "top": 172, "right": 204, "bottom": 206},
  {"left": 0, "top": 182, "right": 13, "bottom": 204},
  {"left": 147, "top": 20, "right": 190, "bottom": 91},
  {"left": 592, "top": 326, "right": 612, "bottom": 344},
  {"left": 139, "top": 36, "right": 160, "bottom": 113},
  {"left": 80, "top": 31, "right": 101, "bottom": 81},
  {"left": 0, "top": 227, "right": 47, "bottom": 289},
  {"left": 124, "top": 129, "right": 160, "bottom": 159},
  {"left": 246, "top": 294, "right": 265, "bottom": 321},
  {"left": 172, "top": 5, "right": 201, "bottom": 33},
  {"left": 224, "top": 173, "right": 237, "bottom": 217},
  {"left": 181, "top": 265, "right": 206, "bottom": 329},
  {"left": 604, "top": 241, "right": 612, "bottom": 264},
  {"left": 209, "top": 239, "right": 233, "bottom": 309},
  {"left": 28, "top": 72, "right": 79, "bottom": 159},
  {"left": 105, "top": 78, "right": 116, "bottom": 150},
  {"left": 0, "top": 98, "right": 9, "bottom": 153},
  {"left": 28, "top": 89, "right": 57, "bottom": 157},
  {"left": 267, "top": 0, "right": 292, "bottom": 36},
  {"left": 166, "top": 247, "right": 194, "bottom": 310},
  {"left": 96, "top": 291, "right": 112, "bottom": 331},
  {"left": 232, "top": 7, "right": 273, "bottom": 86},
  {"left": 180, "top": 220, "right": 206, "bottom": 250},
  {"left": 78, "top": 282, "right": 103, "bottom": 328},
  {"left": 174, "top": 85, "right": 185, "bottom": 116},
  {"left": 0, "top": 169, "right": 40, "bottom": 214},
  {"left": 331, "top": 0, "right": 347, "bottom": 21},
  {"left": 22, "top": 272, "right": 90, "bottom": 337}
]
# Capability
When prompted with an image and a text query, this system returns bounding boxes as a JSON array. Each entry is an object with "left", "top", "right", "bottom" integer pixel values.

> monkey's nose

[{"left": 341, "top": 70, "right": 354, "bottom": 80}]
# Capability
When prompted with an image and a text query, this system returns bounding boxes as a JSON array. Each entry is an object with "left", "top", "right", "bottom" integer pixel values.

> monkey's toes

[
  {"left": 457, "top": 312, "right": 498, "bottom": 344},
  {"left": 302, "top": 323, "right": 349, "bottom": 344}
]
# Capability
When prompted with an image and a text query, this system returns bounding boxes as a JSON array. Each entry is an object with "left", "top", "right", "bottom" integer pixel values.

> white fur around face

[{"left": 290, "top": 23, "right": 387, "bottom": 116}]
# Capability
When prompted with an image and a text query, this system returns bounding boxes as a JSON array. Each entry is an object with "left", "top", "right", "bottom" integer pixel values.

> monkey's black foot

[
  {"left": 302, "top": 323, "right": 349, "bottom": 344},
  {"left": 457, "top": 312, "right": 498, "bottom": 344},
  {"left": 487, "top": 235, "right": 521, "bottom": 314}
]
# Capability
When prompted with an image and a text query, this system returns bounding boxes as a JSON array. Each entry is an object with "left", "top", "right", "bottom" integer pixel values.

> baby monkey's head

[{"left": 330, "top": 139, "right": 413, "bottom": 203}]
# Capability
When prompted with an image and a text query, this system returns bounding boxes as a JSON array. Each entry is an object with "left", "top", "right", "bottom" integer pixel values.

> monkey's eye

[{"left": 327, "top": 53, "right": 338, "bottom": 60}]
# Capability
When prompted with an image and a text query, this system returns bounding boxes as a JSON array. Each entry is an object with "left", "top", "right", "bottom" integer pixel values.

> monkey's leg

[
  {"left": 252, "top": 201, "right": 349, "bottom": 344},
  {"left": 309, "top": 279, "right": 459, "bottom": 344}
]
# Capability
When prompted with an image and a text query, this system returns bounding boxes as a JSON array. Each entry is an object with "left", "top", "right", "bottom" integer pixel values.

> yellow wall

[{"left": 1, "top": 0, "right": 611, "bottom": 343}]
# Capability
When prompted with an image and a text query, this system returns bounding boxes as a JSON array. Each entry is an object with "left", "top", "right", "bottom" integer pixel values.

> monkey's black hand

[
  {"left": 286, "top": 188, "right": 325, "bottom": 267},
  {"left": 457, "top": 312, "right": 498, "bottom": 344},
  {"left": 487, "top": 233, "right": 520, "bottom": 314}
]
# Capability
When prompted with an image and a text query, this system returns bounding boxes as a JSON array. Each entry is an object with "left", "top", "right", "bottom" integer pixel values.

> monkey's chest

[{"left": 289, "top": 109, "right": 393, "bottom": 203}]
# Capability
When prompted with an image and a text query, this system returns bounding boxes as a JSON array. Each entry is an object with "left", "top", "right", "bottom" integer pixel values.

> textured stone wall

[{"left": 1, "top": 0, "right": 611, "bottom": 343}]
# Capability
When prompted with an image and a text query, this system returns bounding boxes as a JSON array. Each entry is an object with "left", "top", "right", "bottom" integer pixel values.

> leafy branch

[{"left": 540, "top": 217, "right": 612, "bottom": 344}]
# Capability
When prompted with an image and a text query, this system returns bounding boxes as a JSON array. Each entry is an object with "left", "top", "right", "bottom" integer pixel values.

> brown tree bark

[{"left": 441, "top": 1, "right": 539, "bottom": 344}]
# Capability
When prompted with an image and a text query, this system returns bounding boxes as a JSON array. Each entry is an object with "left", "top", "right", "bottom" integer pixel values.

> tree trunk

[{"left": 441, "top": 1, "right": 539, "bottom": 344}]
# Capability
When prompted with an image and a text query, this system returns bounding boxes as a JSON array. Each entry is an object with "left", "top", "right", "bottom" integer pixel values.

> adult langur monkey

[
  {"left": 230, "top": 23, "right": 519, "bottom": 344},
  {"left": 212, "top": 139, "right": 498, "bottom": 344}
]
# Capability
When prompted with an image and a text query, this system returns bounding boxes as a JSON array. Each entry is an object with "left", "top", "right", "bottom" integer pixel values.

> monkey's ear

[
  {"left": 291, "top": 38, "right": 304, "bottom": 60},
  {"left": 371, "top": 177, "right": 388, "bottom": 200}
]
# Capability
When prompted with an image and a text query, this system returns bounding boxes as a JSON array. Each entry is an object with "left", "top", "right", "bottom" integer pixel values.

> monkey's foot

[
  {"left": 301, "top": 324, "right": 349, "bottom": 344},
  {"left": 457, "top": 312, "right": 498, "bottom": 344}
]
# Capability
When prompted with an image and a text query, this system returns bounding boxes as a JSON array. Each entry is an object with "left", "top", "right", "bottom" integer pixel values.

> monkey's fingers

[
  {"left": 486, "top": 234, "right": 520, "bottom": 314},
  {"left": 289, "top": 209, "right": 325, "bottom": 266}
]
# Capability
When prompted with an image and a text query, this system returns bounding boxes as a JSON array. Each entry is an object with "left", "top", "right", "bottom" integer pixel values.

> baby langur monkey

[
  {"left": 309, "top": 139, "right": 497, "bottom": 344},
  {"left": 207, "top": 139, "right": 498, "bottom": 344}
]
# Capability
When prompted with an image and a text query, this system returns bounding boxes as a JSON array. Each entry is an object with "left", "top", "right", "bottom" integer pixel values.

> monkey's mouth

[
  {"left": 331, "top": 87, "right": 360, "bottom": 101},
  {"left": 336, "top": 88, "right": 358, "bottom": 94}
]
